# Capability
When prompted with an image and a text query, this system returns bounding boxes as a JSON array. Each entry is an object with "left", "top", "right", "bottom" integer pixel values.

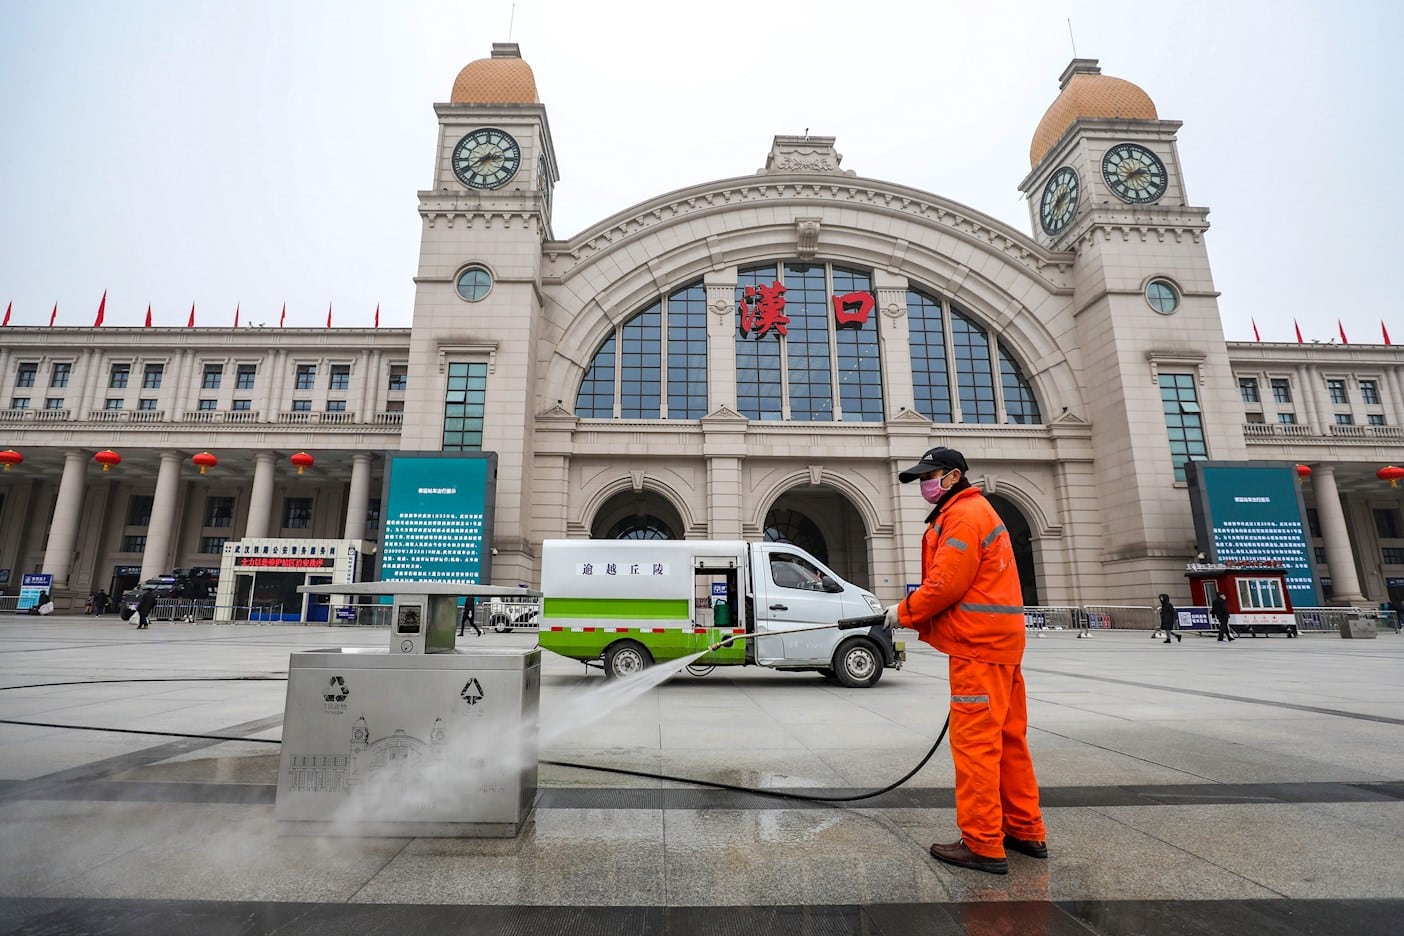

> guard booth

[
  {"left": 276, "top": 582, "right": 543, "bottom": 837},
  {"left": 1185, "top": 561, "right": 1298, "bottom": 637},
  {"left": 213, "top": 538, "right": 373, "bottom": 622}
]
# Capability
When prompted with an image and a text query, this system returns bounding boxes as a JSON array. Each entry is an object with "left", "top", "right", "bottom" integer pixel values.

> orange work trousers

[{"left": 947, "top": 656, "right": 1046, "bottom": 858}]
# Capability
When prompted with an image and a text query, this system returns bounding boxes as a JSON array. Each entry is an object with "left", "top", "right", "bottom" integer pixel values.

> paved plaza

[{"left": 0, "top": 615, "right": 1401, "bottom": 934}]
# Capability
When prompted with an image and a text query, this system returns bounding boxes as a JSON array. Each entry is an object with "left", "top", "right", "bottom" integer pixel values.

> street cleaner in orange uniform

[{"left": 884, "top": 446, "right": 1047, "bottom": 874}]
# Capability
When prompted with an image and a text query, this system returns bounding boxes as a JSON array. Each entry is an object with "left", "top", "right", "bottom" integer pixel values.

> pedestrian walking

[
  {"left": 94, "top": 589, "right": 110, "bottom": 617},
  {"left": 459, "top": 598, "right": 482, "bottom": 637},
  {"left": 1211, "top": 592, "right": 1235, "bottom": 642},
  {"left": 1158, "top": 594, "right": 1181, "bottom": 643},
  {"left": 134, "top": 587, "right": 157, "bottom": 630},
  {"left": 886, "top": 446, "right": 1047, "bottom": 875}
]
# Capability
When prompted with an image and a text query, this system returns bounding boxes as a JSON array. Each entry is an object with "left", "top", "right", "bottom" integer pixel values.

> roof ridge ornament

[{"left": 760, "top": 135, "right": 855, "bottom": 177}]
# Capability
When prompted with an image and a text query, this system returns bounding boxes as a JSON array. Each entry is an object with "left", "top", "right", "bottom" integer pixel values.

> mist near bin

[{"left": 315, "top": 652, "right": 703, "bottom": 832}]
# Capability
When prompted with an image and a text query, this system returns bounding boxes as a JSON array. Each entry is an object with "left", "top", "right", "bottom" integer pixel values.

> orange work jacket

[{"left": 897, "top": 486, "right": 1026, "bottom": 664}]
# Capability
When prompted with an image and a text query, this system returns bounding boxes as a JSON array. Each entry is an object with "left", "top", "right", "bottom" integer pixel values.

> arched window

[
  {"left": 605, "top": 515, "right": 676, "bottom": 540},
  {"left": 763, "top": 509, "right": 829, "bottom": 564},
  {"left": 734, "top": 262, "right": 884, "bottom": 422},
  {"left": 908, "top": 287, "right": 1042, "bottom": 425},
  {"left": 574, "top": 282, "right": 708, "bottom": 419}
]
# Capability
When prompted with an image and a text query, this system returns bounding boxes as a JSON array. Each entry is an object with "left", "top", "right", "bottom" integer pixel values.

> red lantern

[
  {"left": 1295, "top": 464, "right": 1311, "bottom": 479},
  {"left": 94, "top": 450, "right": 122, "bottom": 472},
  {"left": 0, "top": 449, "right": 22, "bottom": 472},
  {"left": 192, "top": 452, "right": 218, "bottom": 475},
  {"left": 1378, "top": 466, "right": 1404, "bottom": 488},
  {"left": 290, "top": 451, "right": 314, "bottom": 475}
]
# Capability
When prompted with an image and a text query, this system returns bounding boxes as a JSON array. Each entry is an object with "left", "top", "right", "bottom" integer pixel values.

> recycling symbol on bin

[
  {"left": 460, "top": 678, "right": 484, "bottom": 706},
  {"left": 323, "top": 675, "right": 350, "bottom": 703}
]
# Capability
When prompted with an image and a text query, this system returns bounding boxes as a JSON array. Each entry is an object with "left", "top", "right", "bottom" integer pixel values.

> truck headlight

[{"left": 863, "top": 595, "right": 882, "bottom": 614}]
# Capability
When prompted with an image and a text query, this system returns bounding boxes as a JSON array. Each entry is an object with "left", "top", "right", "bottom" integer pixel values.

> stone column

[
  {"left": 140, "top": 452, "right": 182, "bottom": 582},
  {"left": 245, "top": 452, "right": 277, "bottom": 538},
  {"left": 703, "top": 271, "right": 739, "bottom": 414},
  {"left": 1312, "top": 463, "right": 1366, "bottom": 603},
  {"left": 42, "top": 450, "right": 88, "bottom": 587},
  {"left": 344, "top": 453, "right": 372, "bottom": 540}
]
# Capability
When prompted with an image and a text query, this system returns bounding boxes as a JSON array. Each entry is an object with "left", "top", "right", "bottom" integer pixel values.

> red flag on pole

[
  {"left": 187, "top": 303, "right": 196, "bottom": 328},
  {"left": 1294, "top": 319, "right": 1304, "bottom": 343},
  {"left": 1338, "top": 320, "right": 1349, "bottom": 345},
  {"left": 326, "top": 302, "right": 332, "bottom": 328},
  {"left": 49, "top": 303, "right": 58, "bottom": 327},
  {"left": 233, "top": 303, "right": 240, "bottom": 328},
  {"left": 144, "top": 305, "right": 152, "bottom": 327},
  {"left": 1251, "top": 318, "right": 1260, "bottom": 342},
  {"left": 279, "top": 303, "right": 286, "bottom": 328},
  {"left": 1382, "top": 321, "right": 1391, "bottom": 346},
  {"left": 374, "top": 303, "right": 379, "bottom": 328},
  {"left": 2, "top": 302, "right": 10, "bottom": 326},
  {"left": 94, "top": 290, "right": 107, "bottom": 327}
]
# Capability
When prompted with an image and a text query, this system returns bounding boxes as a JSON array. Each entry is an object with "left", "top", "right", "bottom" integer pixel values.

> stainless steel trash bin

[{"left": 276, "top": 646, "right": 540, "bottom": 836}]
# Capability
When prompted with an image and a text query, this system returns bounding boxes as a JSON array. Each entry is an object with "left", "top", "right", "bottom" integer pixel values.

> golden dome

[
  {"left": 450, "top": 43, "right": 538, "bottom": 105},
  {"left": 1029, "top": 60, "right": 1157, "bottom": 167}
]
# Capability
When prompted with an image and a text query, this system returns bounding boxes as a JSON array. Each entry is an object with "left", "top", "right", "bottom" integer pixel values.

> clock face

[
  {"left": 1039, "top": 166, "right": 1079, "bottom": 235},
  {"left": 1101, "top": 143, "right": 1168, "bottom": 204},
  {"left": 452, "top": 128, "right": 521, "bottom": 190}
]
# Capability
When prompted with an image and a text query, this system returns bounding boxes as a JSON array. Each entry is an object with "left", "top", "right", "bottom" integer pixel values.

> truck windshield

[{"left": 769, "top": 554, "right": 826, "bottom": 591}]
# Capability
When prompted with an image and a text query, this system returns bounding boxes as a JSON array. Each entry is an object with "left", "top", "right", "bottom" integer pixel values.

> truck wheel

[
  {"left": 832, "top": 638, "right": 882, "bottom": 689},
  {"left": 491, "top": 613, "right": 511, "bottom": 633},
  {"left": 604, "top": 641, "right": 652, "bottom": 680}
]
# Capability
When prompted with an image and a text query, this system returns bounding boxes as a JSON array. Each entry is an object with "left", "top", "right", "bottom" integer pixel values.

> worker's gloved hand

[{"left": 883, "top": 604, "right": 900, "bottom": 630}]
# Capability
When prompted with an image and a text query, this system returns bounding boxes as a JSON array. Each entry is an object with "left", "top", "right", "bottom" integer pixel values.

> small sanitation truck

[{"left": 538, "top": 539, "right": 904, "bottom": 687}]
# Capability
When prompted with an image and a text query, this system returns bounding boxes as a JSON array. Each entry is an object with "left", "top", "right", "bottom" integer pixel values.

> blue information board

[
  {"left": 377, "top": 452, "right": 496, "bottom": 584},
  {"left": 19, "top": 573, "right": 53, "bottom": 611},
  {"left": 1186, "top": 462, "right": 1319, "bottom": 609}
]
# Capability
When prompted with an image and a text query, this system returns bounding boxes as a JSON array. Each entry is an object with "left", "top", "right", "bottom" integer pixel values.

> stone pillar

[
  {"left": 42, "top": 450, "right": 88, "bottom": 587},
  {"left": 344, "top": 453, "right": 372, "bottom": 540},
  {"left": 245, "top": 452, "right": 277, "bottom": 539},
  {"left": 703, "top": 271, "right": 739, "bottom": 414},
  {"left": 140, "top": 452, "right": 183, "bottom": 582},
  {"left": 1312, "top": 463, "right": 1366, "bottom": 603}
]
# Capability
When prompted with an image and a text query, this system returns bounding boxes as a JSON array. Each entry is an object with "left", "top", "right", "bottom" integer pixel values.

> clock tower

[
  {"left": 400, "top": 43, "right": 558, "bottom": 585},
  {"left": 1018, "top": 59, "right": 1248, "bottom": 600}
]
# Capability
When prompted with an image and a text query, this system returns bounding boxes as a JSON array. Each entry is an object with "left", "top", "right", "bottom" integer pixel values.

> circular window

[
  {"left": 1145, "top": 279, "right": 1179, "bottom": 315},
  {"left": 456, "top": 267, "right": 492, "bottom": 302}
]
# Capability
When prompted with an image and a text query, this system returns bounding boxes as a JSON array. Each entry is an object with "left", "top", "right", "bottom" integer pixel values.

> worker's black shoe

[
  {"left": 1003, "top": 834, "right": 1049, "bottom": 859},
  {"left": 929, "top": 840, "right": 1008, "bottom": 874}
]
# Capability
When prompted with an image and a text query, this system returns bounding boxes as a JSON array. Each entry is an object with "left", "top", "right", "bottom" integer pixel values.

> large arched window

[
  {"left": 734, "top": 262, "right": 884, "bottom": 422},
  {"left": 908, "top": 288, "right": 1042, "bottom": 425},
  {"left": 574, "top": 282, "right": 708, "bottom": 418}
]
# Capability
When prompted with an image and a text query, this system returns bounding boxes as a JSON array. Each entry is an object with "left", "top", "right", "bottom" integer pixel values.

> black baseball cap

[{"left": 898, "top": 446, "right": 969, "bottom": 483}]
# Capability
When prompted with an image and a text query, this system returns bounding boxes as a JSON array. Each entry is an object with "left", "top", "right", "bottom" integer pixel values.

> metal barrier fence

[
  {"left": 1082, "top": 605, "right": 1157, "bottom": 631},
  {"left": 0, "top": 596, "right": 17, "bottom": 613},
  {"left": 1294, "top": 607, "right": 1399, "bottom": 633}
]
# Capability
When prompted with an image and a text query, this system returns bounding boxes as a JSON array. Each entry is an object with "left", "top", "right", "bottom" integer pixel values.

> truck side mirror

[{"left": 821, "top": 576, "right": 843, "bottom": 594}]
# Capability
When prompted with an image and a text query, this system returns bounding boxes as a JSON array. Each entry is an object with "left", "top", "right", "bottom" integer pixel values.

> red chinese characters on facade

[
  {"left": 739, "top": 281, "right": 789, "bottom": 338},
  {"left": 832, "top": 291, "right": 875, "bottom": 326}
]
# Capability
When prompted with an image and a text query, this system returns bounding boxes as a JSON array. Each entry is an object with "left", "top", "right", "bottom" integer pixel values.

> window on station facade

[
  {"left": 236, "top": 365, "right": 257, "bottom": 389},
  {"left": 1368, "top": 413, "right": 1386, "bottom": 426},
  {"left": 388, "top": 365, "right": 408, "bottom": 392},
  {"left": 1270, "top": 378, "right": 1292, "bottom": 403},
  {"left": 763, "top": 508, "right": 829, "bottom": 564},
  {"left": 197, "top": 399, "right": 217, "bottom": 411},
  {"left": 573, "top": 263, "right": 1039, "bottom": 425},
  {"left": 45, "top": 398, "right": 64, "bottom": 410},
  {"left": 283, "top": 497, "right": 313, "bottom": 529},
  {"left": 126, "top": 495, "right": 153, "bottom": 527},
  {"left": 199, "top": 536, "right": 227, "bottom": 554},
  {"left": 442, "top": 362, "right": 487, "bottom": 451},
  {"left": 205, "top": 497, "right": 235, "bottom": 528},
  {"left": 575, "top": 282, "right": 708, "bottom": 419},
  {"left": 330, "top": 365, "right": 351, "bottom": 390},
  {"left": 1159, "top": 373, "right": 1208, "bottom": 482},
  {"left": 121, "top": 535, "right": 147, "bottom": 552},
  {"left": 50, "top": 363, "right": 71, "bottom": 388},
  {"left": 137, "top": 399, "right": 156, "bottom": 411},
  {"left": 1239, "top": 378, "right": 1259, "bottom": 403},
  {"left": 142, "top": 364, "right": 163, "bottom": 389},
  {"left": 109, "top": 364, "right": 130, "bottom": 389},
  {"left": 605, "top": 515, "right": 675, "bottom": 539},
  {"left": 104, "top": 398, "right": 123, "bottom": 410},
  {"left": 15, "top": 363, "right": 37, "bottom": 388},
  {"left": 1327, "top": 379, "right": 1348, "bottom": 404},
  {"left": 295, "top": 365, "right": 316, "bottom": 390},
  {"left": 202, "top": 365, "right": 222, "bottom": 390},
  {"left": 1384, "top": 547, "right": 1404, "bottom": 565},
  {"left": 1375, "top": 508, "right": 1401, "bottom": 540},
  {"left": 292, "top": 400, "right": 311, "bottom": 413},
  {"left": 733, "top": 262, "right": 884, "bottom": 422},
  {"left": 1360, "top": 380, "right": 1380, "bottom": 405},
  {"left": 232, "top": 399, "right": 252, "bottom": 411}
]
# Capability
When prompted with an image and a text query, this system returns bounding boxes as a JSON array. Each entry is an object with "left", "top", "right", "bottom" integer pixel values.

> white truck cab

[{"left": 538, "top": 539, "right": 904, "bottom": 687}]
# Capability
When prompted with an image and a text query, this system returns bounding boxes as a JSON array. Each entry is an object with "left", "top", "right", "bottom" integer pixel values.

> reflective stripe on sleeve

[
  {"left": 951, "top": 694, "right": 989, "bottom": 704},
  {"left": 959, "top": 602, "right": 1025, "bottom": 614},
  {"left": 946, "top": 537, "right": 968, "bottom": 552},
  {"left": 982, "top": 524, "right": 1007, "bottom": 549}
]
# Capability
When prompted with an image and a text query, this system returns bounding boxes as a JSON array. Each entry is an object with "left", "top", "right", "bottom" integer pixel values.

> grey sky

[{"left": 1, "top": 0, "right": 1400, "bottom": 344}]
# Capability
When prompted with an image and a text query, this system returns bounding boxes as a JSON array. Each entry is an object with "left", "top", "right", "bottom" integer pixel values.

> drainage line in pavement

[{"left": 0, "top": 677, "right": 950, "bottom": 803}]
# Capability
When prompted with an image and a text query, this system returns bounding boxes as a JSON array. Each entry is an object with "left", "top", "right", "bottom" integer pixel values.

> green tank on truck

[{"left": 538, "top": 539, "right": 905, "bottom": 687}]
